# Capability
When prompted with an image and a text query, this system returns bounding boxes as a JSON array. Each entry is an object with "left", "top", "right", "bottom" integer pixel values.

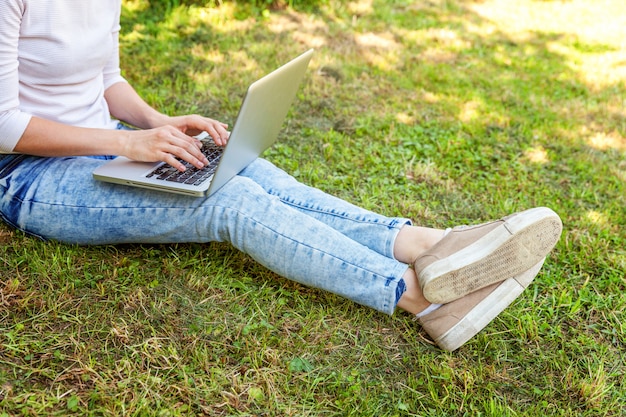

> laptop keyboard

[{"left": 145, "top": 141, "right": 223, "bottom": 186}]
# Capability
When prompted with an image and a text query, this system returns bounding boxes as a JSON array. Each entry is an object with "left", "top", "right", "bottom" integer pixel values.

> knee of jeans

[
  {"left": 241, "top": 158, "right": 300, "bottom": 189},
  {"left": 208, "top": 175, "right": 281, "bottom": 242},
  {"left": 214, "top": 175, "right": 273, "bottom": 208}
]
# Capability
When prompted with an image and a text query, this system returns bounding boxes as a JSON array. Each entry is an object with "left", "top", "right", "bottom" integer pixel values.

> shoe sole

[
  {"left": 435, "top": 259, "right": 544, "bottom": 351},
  {"left": 421, "top": 207, "right": 562, "bottom": 304}
]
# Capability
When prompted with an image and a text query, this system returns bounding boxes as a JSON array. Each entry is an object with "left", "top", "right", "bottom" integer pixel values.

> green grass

[{"left": 2, "top": 0, "right": 626, "bottom": 415}]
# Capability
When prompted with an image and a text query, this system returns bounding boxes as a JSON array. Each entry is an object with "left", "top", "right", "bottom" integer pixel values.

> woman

[{"left": 0, "top": 0, "right": 562, "bottom": 351}]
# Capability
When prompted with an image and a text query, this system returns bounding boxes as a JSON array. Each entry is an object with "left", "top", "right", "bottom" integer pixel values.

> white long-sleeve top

[{"left": 0, "top": 0, "right": 126, "bottom": 153}]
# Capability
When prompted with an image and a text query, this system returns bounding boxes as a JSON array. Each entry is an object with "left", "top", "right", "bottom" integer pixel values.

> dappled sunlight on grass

[
  {"left": 470, "top": 0, "right": 626, "bottom": 89},
  {"left": 464, "top": 0, "right": 626, "bottom": 153},
  {"left": 418, "top": 48, "right": 458, "bottom": 65},
  {"left": 580, "top": 52, "right": 626, "bottom": 86},
  {"left": 422, "top": 28, "right": 469, "bottom": 50},
  {"left": 189, "top": 44, "right": 223, "bottom": 63},
  {"left": 123, "top": 0, "right": 148, "bottom": 13},
  {"left": 585, "top": 209, "right": 609, "bottom": 227},
  {"left": 354, "top": 31, "right": 398, "bottom": 50},
  {"left": 394, "top": 112, "right": 414, "bottom": 125},
  {"left": 181, "top": 3, "right": 256, "bottom": 34},
  {"left": 118, "top": 0, "right": 626, "bottom": 158},
  {"left": 458, "top": 100, "right": 482, "bottom": 123},
  {"left": 469, "top": 0, "right": 626, "bottom": 43},
  {"left": 227, "top": 50, "right": 262, "bottom": 73},
  {"left": 524, "top": 145, "right": 549, "bottom": 164},
  {"left": 587, "top": 131, "right": 626, "bottom": 151},
  {"left": 347, "top": 0, "right": 374, "bottom": 16},
  {"left": 268, "top": 12, "right": 328, "bottom": 48},
  {"left": 421, "top": 91, "right": 441, "bottom": 104},
  {"left": 354, "top": 32, "right": 400, "bottom": 70},
  {"left": 122, "top": 26, "right": 148, "bottom": 43}
]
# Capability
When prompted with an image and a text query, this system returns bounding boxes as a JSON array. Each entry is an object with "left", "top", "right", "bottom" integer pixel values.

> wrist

[
  {"left": 112, "top": 128, "right": 133, "bottom": 157},
  {"left": 145, "top": 112, "right": 171, "bottom": 129}
]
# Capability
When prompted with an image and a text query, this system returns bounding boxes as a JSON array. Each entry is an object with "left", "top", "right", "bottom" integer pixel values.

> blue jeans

[{"left": 0, "top": 151, "right": 411, "bottom": 315}]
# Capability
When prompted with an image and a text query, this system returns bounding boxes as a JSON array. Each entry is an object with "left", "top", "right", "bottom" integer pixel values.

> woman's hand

[
  {"left": 121, "top": 125, "right": 210, "bottom": 172},
  {"left": 121, "top": 115, "right": 230, "bottom": 172},
  {"left": 163, "top": 114, "right": 230, "bottom": 146}
]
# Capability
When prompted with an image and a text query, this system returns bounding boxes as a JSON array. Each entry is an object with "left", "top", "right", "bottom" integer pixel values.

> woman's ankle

[
  {"left": 394, "top": 226, "right": 446, "bottom": 264},
  {"left": 396, "top": 268, "right": 431, "bottom": 314}
]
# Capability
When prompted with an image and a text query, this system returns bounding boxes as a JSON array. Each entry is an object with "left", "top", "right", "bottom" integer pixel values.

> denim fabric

[{"left": 0, "top": 152, "right": 411, "bottom": 315}]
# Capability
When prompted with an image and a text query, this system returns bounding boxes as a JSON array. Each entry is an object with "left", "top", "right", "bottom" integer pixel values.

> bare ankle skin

[
  {"left": 396, "top": 267, "right": 431, "bottom": 315},
  {"left": 393, "top": 225, "right": 445, "bottom": 265}
]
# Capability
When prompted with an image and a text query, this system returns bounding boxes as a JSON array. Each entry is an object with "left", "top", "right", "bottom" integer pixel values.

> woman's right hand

[{"left": 121, "top": 125, "right": 210, "bottom": 172}]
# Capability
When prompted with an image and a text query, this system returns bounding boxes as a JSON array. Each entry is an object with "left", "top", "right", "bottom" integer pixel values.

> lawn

[{"left": 1, "top": 0, "right": 625, "bottom": 415}]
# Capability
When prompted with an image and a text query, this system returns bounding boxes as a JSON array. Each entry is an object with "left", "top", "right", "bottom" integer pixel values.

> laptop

[{"left": 93, "top": 49, "right": 314, "bottom": 197}]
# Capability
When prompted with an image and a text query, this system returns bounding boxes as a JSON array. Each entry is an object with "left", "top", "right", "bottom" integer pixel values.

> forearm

[
  {"left": 13, "top": 116, "right": 128, "bottom": 157},
  {"left": 13, "top": 115, "right": 213, "bottom": 171},
  {"left": 104, "top": 81, "right": 170, "bottom": 129},
  {"left": 103, "top": 81, "right": 230, "bottom": 146}
]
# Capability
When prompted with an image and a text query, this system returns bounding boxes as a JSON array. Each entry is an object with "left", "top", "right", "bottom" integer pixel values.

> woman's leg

[
  {"left": 0, "top": 155, "right": 423, "bottom": 315},
  {"left": 239, "top": 158, "right": 444, "bottom": 263}
]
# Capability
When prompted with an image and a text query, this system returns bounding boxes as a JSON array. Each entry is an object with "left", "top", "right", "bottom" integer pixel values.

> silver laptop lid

[{"left": 206, "top": 48, "right": 314, "bottom": 196}]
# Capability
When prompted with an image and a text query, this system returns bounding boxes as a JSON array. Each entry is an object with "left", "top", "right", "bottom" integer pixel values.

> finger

[
  {"left": 176, "top": 143, "right": 209, "bottom": 170},
  {"left": 208, "top": 124, "right": 230, "bottom": 146},
  {"left": 161, "top": 152, "right": 187, "bottom": 172},
  {"left": 161, "top": 135, "right": 209, "bottom": 170},
  {"left": 172, "top": 129, "right": 207, "bottom": 152},
  {"left": 163, "top": 149, "right": 207, "bottom": 171},
  {"left": 172, "top": 125, "right": 210, "bottom": 150},
  {"left": 194, "top": 118, "right": 228, "bottom": 145}
]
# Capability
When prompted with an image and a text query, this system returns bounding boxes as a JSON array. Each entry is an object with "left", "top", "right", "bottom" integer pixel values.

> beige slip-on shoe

[
  {"left": 414, "top": 207, "right": 562, "bottom": 304},
  {"left": 417, "top": 259, "right": 544, "bottom": 351}
]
